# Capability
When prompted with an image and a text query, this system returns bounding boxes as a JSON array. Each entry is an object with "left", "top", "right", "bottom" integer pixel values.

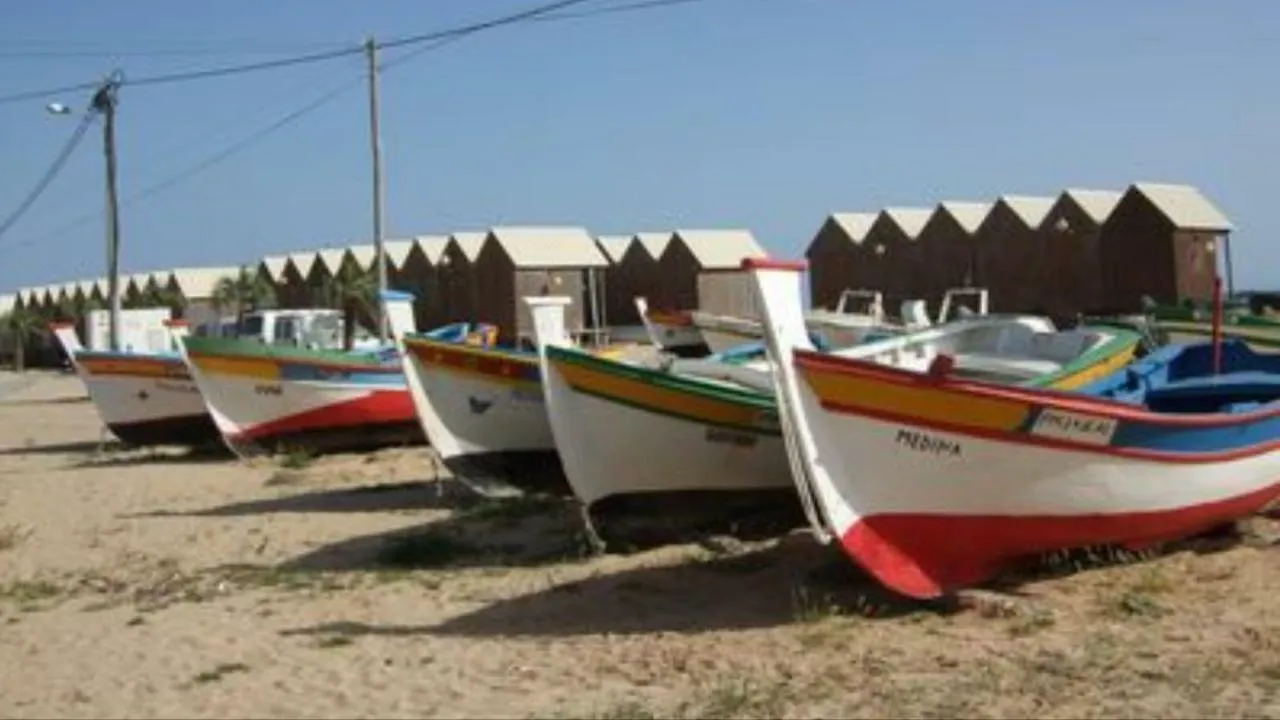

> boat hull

[
  {"left": 75, "top": 354, "right": 219, "bottom": 447},
  {"left": 542, "top": 346, "right": 793, "bottom": 507},
  {"left": 790, "top": 350, "right": 1280, "bottom": 599},
  {"left": 400, "top": 336, "right": 566, "bottom": 496},
  {"left": 182, "top": 344, "right": 421, "bottom": 456}
]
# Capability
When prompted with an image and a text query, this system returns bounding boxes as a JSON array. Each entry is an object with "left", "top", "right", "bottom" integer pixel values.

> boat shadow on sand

[{"left": 275, "top": 516, "right": 1274, "bottom": 640}]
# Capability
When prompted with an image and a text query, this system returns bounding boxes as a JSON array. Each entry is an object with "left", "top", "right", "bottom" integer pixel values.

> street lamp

[{"left": 47, "top": 70, "right": 124, "bottom": 352}]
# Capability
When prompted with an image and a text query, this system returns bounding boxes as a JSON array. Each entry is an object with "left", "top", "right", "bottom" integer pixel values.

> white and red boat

[
  {"left": 49, "top": 322, "right": 218, "bottom": 447},
  {"left": 747, "top": 258, "right": 1280, "bottom": 599}
]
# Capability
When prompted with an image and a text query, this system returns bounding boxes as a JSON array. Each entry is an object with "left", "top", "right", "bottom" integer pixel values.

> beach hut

[
  {"left": 437, "top": 231, "right": 487, "bottom": 327},
  {"left": 917, "top": 201, "right": 992, "bottom": 314},
  {"left": 1035, "top": 189, "right": 1122, "bottom": 318},
  {"left": 1099, "top": 183, "right": 1233, "bottom": 311},
  {"left": 467, "top": 226, "right": 610, "bottom": 346},
  {"left": 653, "top": 229, "right": 769, "bottom": 319},
  {"left": 860, "top": 207, "right": 934, "bottom": 313},
  {"left": 594, "top": 234, "right": 641, "bottom": 326},
  {"left": 303, "top": 248, "right": 345, "bottom": 307},
  {"left": 393, "top": 235, "right": 449, "bottom": 329},
  {"left": 805, "top": 212, "right": 878, "bottom": 311},
  {"left": 258, "top": 254, "right": 290, "bottom": 297},
  {"left": 276, "top": 251, "right": 318, "bottom": 308},
  {"left": 968, "top": 196, "right": 1052, "bottom": 314},
  {"left": 163, "top": 266, "right": 240, "bottom": 328}
]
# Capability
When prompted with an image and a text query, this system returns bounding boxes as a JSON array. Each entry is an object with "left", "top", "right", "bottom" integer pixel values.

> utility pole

[
  {"left": 365, "top": 36, "right": 388, "bottom": 343},
  {"left": 92, "top": 71, "right": 124, "bottom": 352}
]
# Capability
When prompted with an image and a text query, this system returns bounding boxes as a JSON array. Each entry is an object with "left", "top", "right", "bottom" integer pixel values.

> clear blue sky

[{"left": 0, "top": 0, "right": 1275, "bottom": 294}]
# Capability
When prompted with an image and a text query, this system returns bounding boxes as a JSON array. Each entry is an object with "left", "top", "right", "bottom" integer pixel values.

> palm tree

[
  {"left": 145, "top": 285, "right": 189, "bottom": 318},
  {"left": 1, "top": 306, "right": 41, "bottom": 372},
  {"left": 212, "top": 266, "right": 277, "bottom": 328},
  {"left": 312, "top": 263, "right": 375, "bottom": 350}
]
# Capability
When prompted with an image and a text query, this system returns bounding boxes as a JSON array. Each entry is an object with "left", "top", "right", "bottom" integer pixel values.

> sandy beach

[{"left": 0, "top": 370, "right": 1277, "bottom": 719}]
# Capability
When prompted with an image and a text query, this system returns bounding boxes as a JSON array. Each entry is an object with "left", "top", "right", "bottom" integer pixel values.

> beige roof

[
  {"left": 76, "top": 280, "right": 95, "bottom": 297},
  {"left": 633, "top": 232, "right": 672, "bottom": 259},
  {"left": 1062, "top": 188, "right": 1123, "bottom": 224},
  {"left": 126, "top": 273, "right": 154, "bottom": 293},
  {"left": 830, "top": 213, "right": 878, "bottom": 243},
  {"left": 938, "top": 201, "right": 992, "bottom": 234},
  {"left": 288, "top": 251, "right": 318, "bottom": 278},
  {"left": 1131, "top": 182, "right": 1233, "bottom": 232},
  {"left": 383, "top": 240, "right": 415, "bottom": 270},
  {"left": 670, "top": 229, "right": 767, "bottom": 270},
  {"left": 0, "top": 294, "right": 13, "bottom": 315},
  {"left": 1000, "top": 195, "right": 1055, "bottom": 229},
  {"left": 260, "top": 254, "right": 291, "bottom": 282},
  {"left": 60, "top": 282, "right": 78, "bottom": 300},
  {"left": 169, "top": 267, "right": 241, "bottom": 300},
  {"left": 414, "top": 235, "right": 450, "bottom": 265},
  {"left": 449, "top": 232, "right": 488, "bottom": 262},
  {"left": 485, "top": 226, "right": 609, "bottom": 269},
  {"left": 595, "top": 235, "right": 634, "bottom": 263},
  {"left": 316, "top": 247, "right": 347, "bottom": 275},
  {"left": 881, "top": 207, "right": 934, "bottom": 239},
  {"left": 346, "top": 244, "right": 377, "bottom": 271}
]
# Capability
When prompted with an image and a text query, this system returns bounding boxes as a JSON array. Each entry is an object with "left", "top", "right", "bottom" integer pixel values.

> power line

[{"left": 0, "top": 110, "right": 95, "bottom": 242}]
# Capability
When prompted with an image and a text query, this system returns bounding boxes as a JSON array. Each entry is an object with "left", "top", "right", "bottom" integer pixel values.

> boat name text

[
  {"left": 1029, "top": 408, "right": 1118, "bottom": 446},
  {"left": 894, "top": 429, "right": 961, "bottom": 457},
  {"left": 254, "top": 384, "right": 283, "bottom": 396},
  {"left": 705, "top": 427, "right": 757, "bottom": 448}
]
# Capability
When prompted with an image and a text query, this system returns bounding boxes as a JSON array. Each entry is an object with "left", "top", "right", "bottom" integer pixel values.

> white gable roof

[
  {"left": 260, "top": 255, "right": 290, "bottom": 282},
  {"left": 999, "top": 195, "right": 1055, "bottom": 229},
  {"left": 449, "top": 232, "right": 487, "bottom": 262},
  {"left": 0, "top": 294, "right": 12, "bottom": 315},
  {"left": 939, "top": 201, "right": 992, "bottom": 234},
  {"left": 829, "top": 212, "right": 878, "bottom": 244},
  {"left": 316, "top": 248, "right": 347, "bottom": 274},
  {"left": 76, "top": 280, "right": 95, "bottom": 297},
  {"left": 383, "top": 240, "right": 415, "bottom": 269},
  {"left": 414, "top": 235, "right": 450, "bottom": 265},
  {"left": 670, "top": 229, "right": 767, "bottom": 270},
  {"left": 1132, "top": 182, "right": 1233, "bottom": 231},
  {"left": 595, "top": 235, "right": 634, "bottom": 263},
  {"left": 346, "top": 244, "right": 377, "bottom": 270},
  {"left": 881, "top": 207, "right": 934, "bottom": 239},
  {"left": 1062, "top": 189, "right": 1123, "bottom": 224},
  {"left": 288, "top": 251, "right": 318, "bottom": 278},
  {"left": 486, "top": 226, "right": 609, "bottom": 269},
  {"left": 633, "top": 232, "right": 672, "bottom": 260},
  {"left": 169, "top": 267, "right": 241, "bottom": 300}
]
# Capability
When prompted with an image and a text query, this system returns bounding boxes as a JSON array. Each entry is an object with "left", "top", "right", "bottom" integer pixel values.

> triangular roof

[
  {"left": 449, "top": 232, "right": 488, "bottom": 262},
  {"left": 999, "top": 195, "right": 1055, "bottom": 229},
  {"left": 484, "top": 226, "right": 609, "bottom": 269},
  {"left": 1130, "top": 182, "right": 1233, "bottom": 231},
  {"left": 287, "top": 251, "right": 317, "bottom": 278},
  {"left": 412, "top": 235, "right": 450, "bottom": 266},
  {"left": 595, "top": 235, "right": 634, "bottom": 263},
  {"left": 669, "top": 229, "right": 767, "bottom": 270},
  {"left": 345, "top": 244, "right": 377, "bottom": 271},
  {"left": 633, "top": 232, "right": 672, "bottom": 259},
  {"left": 1062, "top": 189, "right": 1123, "bottom": 224},
  {"left": 169, "top": 267, "right": 241, "bottom": 300},
  {"left": 127, "top": 272, "right": 155, "bottom": 293},
  {"left": 829, "top": 212, "right": 878, "bottom": 244},
  {"left": 938, "top": 201, "right": 993, "bottom": 234},
  {"left": 880, "top": 207, "right": 934, "bottom": 239},
  {"left": 383, "top": 240, "right": 415, "bottom": 269},
  {"left": 0, "top": 294, "right": 13, "bottom": 315},
  {"left": 260, "top": 255, "right": 291, "bottom": 282},
  {"left": 316, "top": 248, "right": 347, "bottom": 275}
]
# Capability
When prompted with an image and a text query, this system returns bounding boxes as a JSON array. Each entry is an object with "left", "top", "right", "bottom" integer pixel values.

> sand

[{"left": 0, "top": 370, "right": 1277, "bottom": 719}]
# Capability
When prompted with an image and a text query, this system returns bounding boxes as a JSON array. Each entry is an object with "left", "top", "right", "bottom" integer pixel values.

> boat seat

[
  {"left": 1144, "top": 372, "right": 1280, "bottom": 413},
  {"left": 953, "top": 352, "right": 1062, "bottom": 379}
]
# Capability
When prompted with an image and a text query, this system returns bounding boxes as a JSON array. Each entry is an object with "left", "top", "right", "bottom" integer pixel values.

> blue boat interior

[{"left": 1079, "top": 339, "right": 1280, "bottom": 414}]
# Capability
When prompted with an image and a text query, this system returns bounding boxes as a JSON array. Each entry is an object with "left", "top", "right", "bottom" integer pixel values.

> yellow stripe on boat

[
  {"left": 188, "top": 354, "right": 281, "bottom": 381},
  {"left": 1047, "top": 344, "right": 1137, "bottom": 391},
  {"left": 552, "top": 356, "right": 771, "bottom": 430},
  {"left": 802, "top": 367, "right": 1032, "bottom": 431}
]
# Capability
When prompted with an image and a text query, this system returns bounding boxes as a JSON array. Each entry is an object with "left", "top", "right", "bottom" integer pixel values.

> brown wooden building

[
  {"left": 465, "top": 226, "right": 610, "bottom": 346},
  {"left": 918, "top": 201, "right": 991, "bottom": 315},
  {"left": 390, "top": 235, "right": 448, "bottom": 331},
  {"left": 594, "top": 234, "right": 640, "bottom": 327},
  {"left": 859, "top": 207, "right": 934, "bottom": 314},
  {"left": 805, "top": 212, "right": 879, "bottom": 311},
  {"left": 1099, "top": 183, "right": 1233, "bottom": 311},
  {"left": 278, "top": 251, "right": 319, "bottom": 309},
  {"left": 972, "top": 196, "right": 1052, "bottom": 314},
  {"left": 1036, "top": 189, "right": 1122, "bottom": 318},
  {"left": 437, "top": 231, "right": 486, "bottom": 328},
  {"left": 654, "top": 229, "right": 769, "bottom": 319}
]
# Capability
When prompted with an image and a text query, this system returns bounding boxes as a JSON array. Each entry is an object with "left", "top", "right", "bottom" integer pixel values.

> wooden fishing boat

[
  {"left": 49, "top": 322, "right": 219, "bottom": 447},
  {"left": 747, "top": 258, "right": 1280, "bottom": 599},
  {"left": 177, "top": 330, "right": 426, "bottom": 458},
  {"left": 524, "top": 288, "right": 1142, "bottom": 529},
  {"left": 634, "top": 297, "right": 710, "bottom": 358}
]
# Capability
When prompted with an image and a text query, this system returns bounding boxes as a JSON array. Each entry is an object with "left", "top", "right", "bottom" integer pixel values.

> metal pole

[
  {"left": 1222, "top": 233, "right": 1235, "bottom": 299},
  {"left": 366, "top": 36, "right": 388, "bottom": 343},
  {"left": 93, "top": 72, "right": 123, "bottom": 352}
]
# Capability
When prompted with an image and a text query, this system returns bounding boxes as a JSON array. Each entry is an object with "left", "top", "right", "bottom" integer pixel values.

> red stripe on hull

[
  {"left": 841, "top": 482, "right": 1280, "bottom": 599},
  {"left": 232, "top": 388, "right": 417, "bottom": 443}
]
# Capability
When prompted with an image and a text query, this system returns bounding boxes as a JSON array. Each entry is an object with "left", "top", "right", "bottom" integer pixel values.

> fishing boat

[
  {"left": 524, "top": 287, "right": 1142, "bottom": 530},
  {"left": 634, "top": 297, "right": 710, "bottom": 358},
  {"left": 747, "top": 258, "right": 1280, "bottom": 599},
  {"left": 48, "top": 321, "right": 219, "bottom": 447},
  {"left": 176, "top": 320, "right": 429, "bottom": 457}
]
